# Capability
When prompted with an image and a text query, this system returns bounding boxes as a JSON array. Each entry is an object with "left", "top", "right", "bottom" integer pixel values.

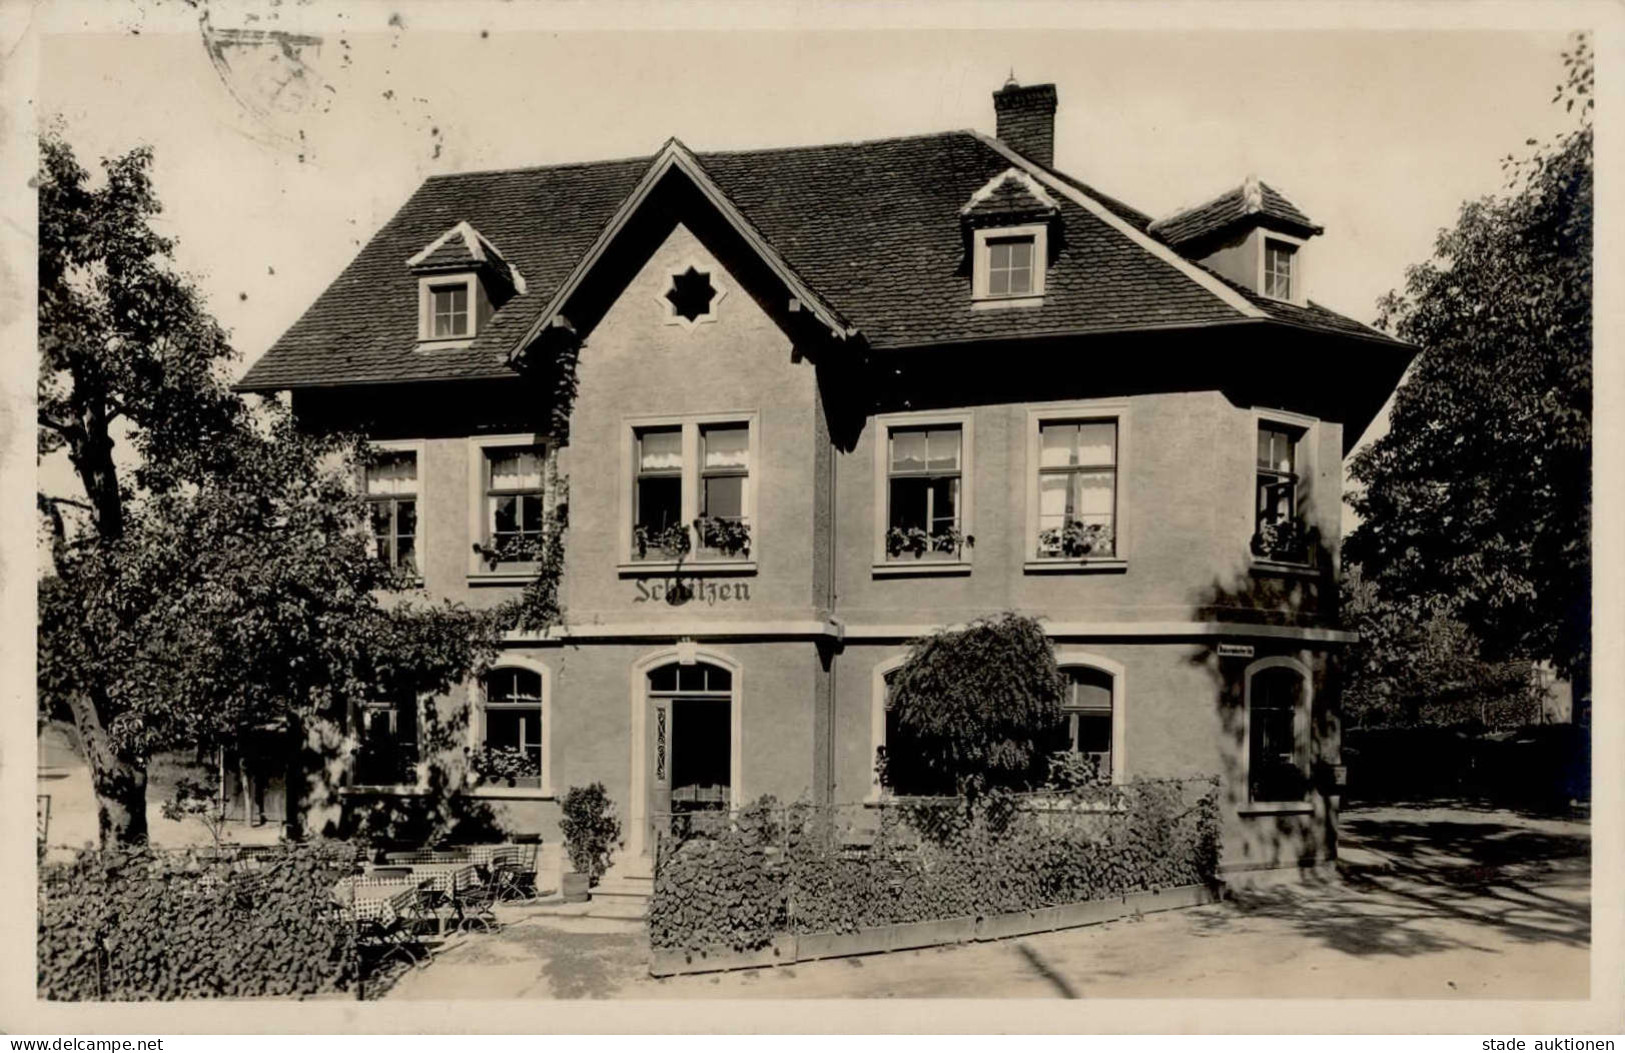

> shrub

[
  {"left": 38, "top": 842, "right": 359, "bottom": 1000},
  {"left": 560, "top": 783, "right": 621, "bottom": 884},
  {"left": 882, "top": 613, "right": 1065, "bottom": 797},
  {"left": 649, "top": 779, "right": 1222, "bottom": 953}
]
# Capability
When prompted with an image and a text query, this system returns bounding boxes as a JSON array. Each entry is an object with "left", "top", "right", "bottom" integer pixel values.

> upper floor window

[
  {"left": 1035, "top": 420, "right": 1117, "bottom": 560},
  {"left": 417, "top": 275, "right": 478, "bottom": 343},
  {"left": 627, "top": 417, "right": 756, "bottom": 565},
  {"left": 484, "top": 446, "right": 546, "bottom": 565},
  {"left": 971, "top": 224, "right": 1048, "bottom": 305},
  {"left": 431, "top": 283, "right": 469, "bottom": 337},
  {"left": 1263, "top": 240, "right": 1296, "bottom": 301},
  {"left": 1254, "top": 423, "right": 1308, "bottom": 563},
  {"left": 365, "top": 449, "right": 418, "bottom": 573},
  {"left": 1246, "top": 660, "right": 1311, "bottom": 805},
  {"left": 885, "top": 425, "right": 966, "bottom": 561}
]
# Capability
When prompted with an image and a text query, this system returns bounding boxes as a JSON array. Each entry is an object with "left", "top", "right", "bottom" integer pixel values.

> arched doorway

[{"left": 632, "top": 652, "right": 741, "bottom": 855}]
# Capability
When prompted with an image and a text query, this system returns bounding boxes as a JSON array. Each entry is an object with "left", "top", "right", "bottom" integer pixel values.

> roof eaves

[{"left": 971, "top": 131, "right": 1265, "bottom": 321}]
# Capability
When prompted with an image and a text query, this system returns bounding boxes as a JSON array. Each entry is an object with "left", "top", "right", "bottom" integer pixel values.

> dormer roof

[
  {"left": 960, "top": 167, "right": 1060, "bottom": 224},
  {"left": 407, "top": 220, "right": 528, "bottom": 293},
  {"left": 1149, "top": 176, "right": 1323, "bottom": 249}
]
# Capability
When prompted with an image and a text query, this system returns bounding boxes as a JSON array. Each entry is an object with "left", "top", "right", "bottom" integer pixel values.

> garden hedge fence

[
  {"left": 649, "top": 777, "right": 1221, "bottom": 955},
  {"left": 38, "top": 842, "right": 361, "bottom": 1001}
]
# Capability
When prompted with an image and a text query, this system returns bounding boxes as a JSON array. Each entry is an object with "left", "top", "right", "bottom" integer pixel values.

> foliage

[
  {"left": 36, "top": 133, "right": 505, "bottom": 845},
  {"left": 159, "top": 776, "right": 228, "bottom": 850},
  {"left": 1340, "top": 564, "right": 1541, "bottom": 729},
  {"left": 1038, "top": 521, "right": 1110, "bottom": 559},
  {"left": 885, "top": 525, "right": 972, "bottom": 559},
  {"left": 466, "top": 744, "right": 540, "bottom": 784},
  {"left": 1346, "top": 34, "right": 1592, "bottom": 690},
  {"left": 1043, "top": 750, "right": 1108, "bottom": 791},
  {"left": 38, "top": 843, "right": 359, "bottom": 1000},
  {"left": 649, "top": 781, "right": 1221, "bottom": 953},
  {"left": 881, "top": 613, "right": 1065, "bottom": 797},
  {"left": 634, "top": 523, "right": 692, "bottom": 561},
  {"left": 694, "top": 516, "right": 751, "bottom": 558},
  {"left": 1251, "top": 518, "right": 1310, "bottom": 564},
  {"left": 559, "top": 783, "right": 621, "bottom": 884}
]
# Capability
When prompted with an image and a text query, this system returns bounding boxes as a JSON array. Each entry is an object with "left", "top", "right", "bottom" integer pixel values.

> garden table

[{"left": 333, "top": 876, "right": 419, "bottom": 925}]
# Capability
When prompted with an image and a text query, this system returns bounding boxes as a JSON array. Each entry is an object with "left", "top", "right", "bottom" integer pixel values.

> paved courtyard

[{"left": 387, "top": 804, "right": 1590, "bottom": 1000}]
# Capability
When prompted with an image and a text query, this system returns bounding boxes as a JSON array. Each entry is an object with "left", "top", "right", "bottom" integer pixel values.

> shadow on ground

[{"left": 1193, "top": 808, "right": 1590, "bottom": 959}]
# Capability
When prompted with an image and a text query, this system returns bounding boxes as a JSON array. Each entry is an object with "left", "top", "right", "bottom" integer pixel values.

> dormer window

[
  {"left": 971, "top": 224, "right": 1048, "bottom": 305},
  {"left": 1264, "top": 240, "right": 1296, "bottom": 301},
  {"left": 430, "top": 282, "right": 470, "bottom": 338}
]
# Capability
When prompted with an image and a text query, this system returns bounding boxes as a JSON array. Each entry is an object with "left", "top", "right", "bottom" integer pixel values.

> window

[
  {"left": 1264, "top": 241, "right": 1295, "bottom": 300},
  {"left": 1246, "top": 661, "right": 1311, "bottom": 804},
  {"left": 365, "top": 450, "right": 418, "bottom": 573},
  {"left": 987, "top": 236, "right": 1034, "bottom": 296},
  {"left": 886, "top": 426, "right": 964, "bottom": 560},
  {"left": 354, "top": 696, "right": 418, "bottom": 787},
  {"left": 634, "top": 426, "right": 684, "bottom": 560},
  {"left": 480, "top": 667, "right": 544, "bottom": 790},
  {"left": 1254, "top": 423, "right": 1307, "bottom": 563},
  {"left": 483, "top": 446, "right": 546, "bottom": 565},
  {"left": 429, "top": 282, "right": 470, "bottom": 337},
  {"left": 698, "top": 424, "right": 750, "bottom": 558},
  {"left": 1036, "top": 421, "right": 1117, "bottom": 559},
  {"left": 972, "top": 224, "right": 1048, "bottom": 304},
  {"left": 1060, "top": 666, "right": 1115, "bottom": 779},
  {"left": 626, "top": 417, "right": 756, "bottom": 564}
]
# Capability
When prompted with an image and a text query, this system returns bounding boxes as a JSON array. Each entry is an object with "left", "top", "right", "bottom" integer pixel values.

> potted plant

[
  {"left": 1251, "top": 517, "right": 1310, "bottom": 564},
  {"left": 471, "top": 534, "right": 543, "bottom": 570},
  {"left": 885, "top": 525, "right": 973, "bottom": 560},
  {"left": 1038, "top": 521, "right": 1111, "bottom": 559},
  {"left": 467, "top": 744, "right": 540, "bottom": 788},
  {"left": 693, "top": 516, "right": 751, "bottom": 558},
  {"left": 633, "top": 522, "right": 692, "bottom": 561},
  {"left": 559, "top": 782, "right": 621, "bottom": 902}
]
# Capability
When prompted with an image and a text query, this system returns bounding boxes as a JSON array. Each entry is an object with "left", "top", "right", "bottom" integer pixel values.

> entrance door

[{"left": 646, "top": 661, "right": 733, "bottom": 854}]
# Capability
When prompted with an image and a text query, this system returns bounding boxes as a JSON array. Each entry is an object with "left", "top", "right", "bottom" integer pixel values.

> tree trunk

[{"left": 65, "top": 686, "right": 148, "bottom": 847}]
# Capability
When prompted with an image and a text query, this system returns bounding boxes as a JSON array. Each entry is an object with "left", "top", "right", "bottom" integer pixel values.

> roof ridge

[{"left": 1148, "top": 182, "right": 1245, "bottom": 230}]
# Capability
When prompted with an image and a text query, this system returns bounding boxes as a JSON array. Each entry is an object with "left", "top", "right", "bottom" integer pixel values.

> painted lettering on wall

[{"left": 633, "top": 577, "right": 751, "bottom": 606}]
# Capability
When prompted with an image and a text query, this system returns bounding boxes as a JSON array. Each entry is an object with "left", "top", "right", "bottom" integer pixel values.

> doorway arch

[{"left": 628, "top": 647, "right": 743, "bottom": 856}]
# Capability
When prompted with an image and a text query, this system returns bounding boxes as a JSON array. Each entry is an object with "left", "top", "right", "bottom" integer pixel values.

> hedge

[
  {"left": 38, "top": 843, "right": 359, "bottom": 1001},
  {"left": 649, "top": 778, "right": 1220, "bottom": 954}
]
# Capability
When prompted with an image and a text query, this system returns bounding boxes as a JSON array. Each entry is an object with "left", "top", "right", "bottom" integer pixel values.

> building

[{"left": 239, "top": 80, "right": 1413, "bottom": 878}]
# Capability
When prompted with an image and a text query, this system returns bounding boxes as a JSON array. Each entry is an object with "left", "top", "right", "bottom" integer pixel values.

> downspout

[{"left": 826, "top": 420, "right": 839, "bottom": 804}]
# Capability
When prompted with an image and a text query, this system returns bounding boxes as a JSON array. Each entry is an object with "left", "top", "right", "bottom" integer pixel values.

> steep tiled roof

[
  {"left": 1149, "top": 178, "right": 1323, "bottom": 248},
  {"left": 961, "top": 168, "right": 1059, "bottom": 221},
  {"left": 239, "top": 135, "right": 1379, "bottom": 391}
]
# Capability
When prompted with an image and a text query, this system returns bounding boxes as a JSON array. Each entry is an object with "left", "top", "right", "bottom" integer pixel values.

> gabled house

[{"left": 240, "top": 79, "right": 1412, "bottom": 878}]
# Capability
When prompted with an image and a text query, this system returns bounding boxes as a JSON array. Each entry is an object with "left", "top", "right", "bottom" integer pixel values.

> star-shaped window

[{"left": 665, "top": 267, "right": 718, "bottom": 323}]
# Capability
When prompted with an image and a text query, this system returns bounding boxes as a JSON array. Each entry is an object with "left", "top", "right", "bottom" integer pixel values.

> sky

[{"left": 29, "top": 3, "right": 1585, "bottom": 527}]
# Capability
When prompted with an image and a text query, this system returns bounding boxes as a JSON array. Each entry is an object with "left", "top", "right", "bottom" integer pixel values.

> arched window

[
  {"left": 479, "top": 666, "right": 546, "bottom": 790},
  {"left": 1246, "top": 659, "right": 1312, "bottom": 804},
  {"left": 1059, "top": 665, "right": 1115, "bottom": 779}
]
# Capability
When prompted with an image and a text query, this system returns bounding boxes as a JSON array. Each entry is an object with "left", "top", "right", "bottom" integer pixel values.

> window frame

[
  {"left": 1054, "top": 651, "right": 1127, "bottom": 785},
  {"left": 1024, "top": 401, "right": 1131, "bottom": 573},
  {"left": 655, "top": 256, "right": 730, "bottom": 330},
  {"left": 1240, "top": 656, "right": 1315, "bottom": 813},
  {"left": 348, "top": 693, "right": 424, "bottom": 792},
  {"left": 1254, "top": 231, "right": 1307, "bottom": 305},
  {"left": 872, "top": 409, "right": 975, "bottom": 575},
  {"left": 363, "top": 439, "right": 425, "bottom": 580},
  {"left": 466, "top": 433, "right": 551, "bottom": 583},
  {"left": 467, "top": 658, "right": 552, "bottom": 799},
  {"left": 971, "top": 224, "right": 1048, "bottom": 307},
  {"left": 417, "top": 274, "right": 479, "bottom": 346},
  {"left": 618, "top": 412, "right": 760, "bottom": 574},
  {"left": 1250, "top": 407, "right": 1318, "bottom": 571}
]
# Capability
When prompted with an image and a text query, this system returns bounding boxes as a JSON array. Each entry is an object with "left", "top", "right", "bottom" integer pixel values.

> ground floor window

[
  {"left": 353, "top": 696, "right": 418, "bottom": 787},
  {"left": 476, "top": 667, "right": 544, "bottom": 789},
  {"left": 1059, "top": 665, "right": 1114, "bottom": 780},
  {"left": 1247, "top": 659, "right": 1312, "bottom": 803}
]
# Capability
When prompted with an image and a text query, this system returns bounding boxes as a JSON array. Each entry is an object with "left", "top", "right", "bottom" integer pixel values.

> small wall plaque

[{"left": 1216, "top": 643, "right": 1255, "bottom": 658}]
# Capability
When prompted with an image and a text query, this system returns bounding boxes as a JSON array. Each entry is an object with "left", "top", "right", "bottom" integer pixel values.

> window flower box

[
  {"left": 634, "top": 522, "right": 692, "bottom": 561},
  {"left": 467, "top": 744, "right": 541, "bottom": 789},
  {"left": 1037, "top": 521, "right": 1112, "bottom": 560},
  {"left": 1251, "top": 518, "right": 1312, "bottom": 565},
  {"left": 694, "top": 516, "right": 751, "bottom": 559},
  {"left": 885, "top": 526, "right": 972, "bottom": 561}
]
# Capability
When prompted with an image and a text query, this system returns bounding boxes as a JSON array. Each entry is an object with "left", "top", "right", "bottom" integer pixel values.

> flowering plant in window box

[
  {"left": 885, "top": 525, "right": 973, "bottom": 559},
  {"left": 472, "top": 534, "right": 544, "bottom": 569},
  {"left": 693, "top": 516, "right": 751, "bottom": 558},
  {"left": 466, "top": 744, "right": 540, "bottom": 787},
  {"left": 1037, "top": 522, "right": 1112, "bottom": 560},
  {"left": 633, "top": 523, "right": 692, "bottom": 561},
  {"left": 1251, "top": 518, "right": 1311, "bottom": 564}
]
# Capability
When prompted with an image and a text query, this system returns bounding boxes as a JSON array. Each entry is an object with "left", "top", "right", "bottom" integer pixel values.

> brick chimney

[{"left": 993, "top": 79, "right": 1058, "bottom": 167}]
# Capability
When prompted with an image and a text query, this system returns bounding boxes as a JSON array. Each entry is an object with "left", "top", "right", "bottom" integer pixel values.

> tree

[
  {"left": 879, "top": 613, "right": 1065, "bottom": 797},
  {"left": 37, "top": 133, "right": 503, "bottom": 845},
  {"left": 1345, "top": 34, "right": 1592, "bottom": 710}
]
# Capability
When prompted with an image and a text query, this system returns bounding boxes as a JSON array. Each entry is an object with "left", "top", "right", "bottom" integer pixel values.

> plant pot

[{"left": 561, "top": 871, "right": 591, "bottom": 903}]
